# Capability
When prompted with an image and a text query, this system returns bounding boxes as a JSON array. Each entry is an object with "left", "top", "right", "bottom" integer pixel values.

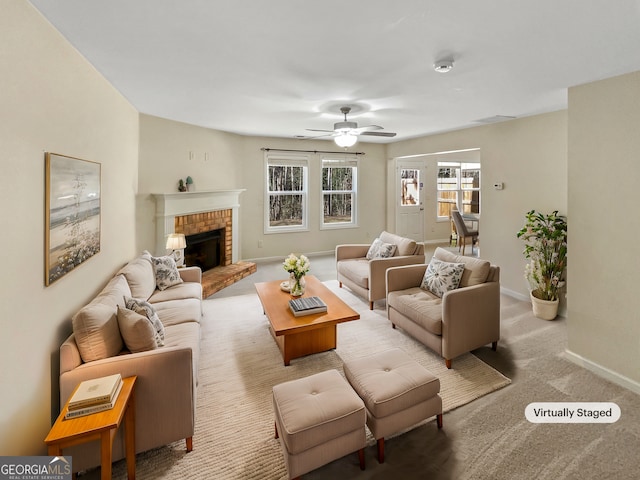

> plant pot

[{"left": 530, "top": 292, "right": 559, "bottom": 320}]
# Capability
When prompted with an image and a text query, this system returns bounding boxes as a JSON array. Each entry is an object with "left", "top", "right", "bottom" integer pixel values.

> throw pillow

[
  {"left": 366, "top": 238, "right": 397, "bottom": 260},
  {"left": 421, "top": 257, "right": 465, "bottom": 298},
  {"left": 124, "top": 296, "right": 165, "bottom": 347},
  {"left": 116, "top": 306, "right": 158, "bottom": 353},
  {"left": 151, "top": 255, "right": 183, "bottom": 291}
]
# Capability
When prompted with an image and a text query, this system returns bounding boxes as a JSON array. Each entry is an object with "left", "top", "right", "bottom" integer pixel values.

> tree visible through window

[
  {"left": 322, "top": 157, "right": 357, "bottom": 227},
  {"left": 266, "top": 155, "right": 308, "bottom": 232}
]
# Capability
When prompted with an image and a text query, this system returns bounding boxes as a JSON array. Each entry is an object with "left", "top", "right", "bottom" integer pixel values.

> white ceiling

[{"left": 29, "top": 0, "right": 640, "bottom": 143}]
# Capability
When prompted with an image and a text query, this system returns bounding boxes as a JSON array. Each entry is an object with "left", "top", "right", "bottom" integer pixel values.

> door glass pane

[{"left": 400, "top": 168, "right": 420, "bottom": 205}]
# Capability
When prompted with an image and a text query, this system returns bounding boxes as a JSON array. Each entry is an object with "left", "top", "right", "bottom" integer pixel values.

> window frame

[
  {"left": 320, "top": 155, "right": 359, "bottom": 230},
  {"left": 264, "top": 153, "right": 309, "bottom": 234},
  {"left": 437, "top": 161, "right": 481, "bottom": 220}
]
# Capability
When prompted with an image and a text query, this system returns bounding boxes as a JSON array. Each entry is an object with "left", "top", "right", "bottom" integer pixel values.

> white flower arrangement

[{"left": 283, "top": 253, "right": 310, "bottom": 280}]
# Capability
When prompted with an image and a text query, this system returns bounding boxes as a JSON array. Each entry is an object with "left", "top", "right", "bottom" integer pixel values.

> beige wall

[
  {"left": 137, "top": 118, "right": 387, "bottom": 259},
  {"left": 0, "top": 1, "right": 139, "bottom": 455},
  {"left": 567, "top": 71, "right": 640, "bottom": 385},
  {"left": 387, "top": 111, "right": 569, "bottom": 302}
]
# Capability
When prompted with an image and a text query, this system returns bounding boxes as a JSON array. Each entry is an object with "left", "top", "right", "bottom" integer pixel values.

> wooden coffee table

[{"left": 255, "top": 276, "right": 360, "bottom": 365}]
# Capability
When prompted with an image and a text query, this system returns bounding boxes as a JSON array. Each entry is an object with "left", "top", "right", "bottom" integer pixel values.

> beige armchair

[
  {"left": 386, "top": 247, "right": 500, "bottom": 368},
  {"left": 336, "top": 231, "right": 425, "bottom": 310}
]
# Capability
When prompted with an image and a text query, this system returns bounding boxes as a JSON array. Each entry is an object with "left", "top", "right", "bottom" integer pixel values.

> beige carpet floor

[{"left": 99, "top": 280, "right": 510, "bottom": 479}]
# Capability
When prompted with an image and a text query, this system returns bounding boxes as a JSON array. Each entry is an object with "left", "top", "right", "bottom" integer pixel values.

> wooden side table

[{"left": 45, "top": 376, "right": 137, "bottom": 480}]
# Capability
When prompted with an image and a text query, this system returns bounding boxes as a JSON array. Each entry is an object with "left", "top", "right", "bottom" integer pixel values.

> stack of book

[
  {"left": 65, "top": 373, "right": 123, "bottom": 419},
  {"left": 289, "top": 296, "right": 328, "bottom": 317}
]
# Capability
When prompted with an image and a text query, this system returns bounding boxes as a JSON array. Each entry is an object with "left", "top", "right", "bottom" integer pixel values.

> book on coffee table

[{"left": 289, "top": 296, "right": 327, "bottom": 317}]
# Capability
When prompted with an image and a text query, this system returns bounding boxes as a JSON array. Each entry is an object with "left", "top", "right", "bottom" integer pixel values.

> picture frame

[{"left": 45, "top": 153, "right": 101, "bottom": 286}]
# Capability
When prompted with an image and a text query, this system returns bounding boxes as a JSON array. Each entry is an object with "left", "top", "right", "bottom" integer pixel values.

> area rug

[{"left": 106, "top": 280, "right": 510, "bottom": 480}]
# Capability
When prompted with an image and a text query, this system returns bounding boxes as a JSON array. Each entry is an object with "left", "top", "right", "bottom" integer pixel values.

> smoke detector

[{"left": 434, "top": 60, "right": 454, "bottom": 73}]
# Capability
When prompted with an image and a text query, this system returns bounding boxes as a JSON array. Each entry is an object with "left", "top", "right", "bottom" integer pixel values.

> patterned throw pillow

[
  {"left": 366, "top": 238, "right": 397, "bottom": 260},
  {"left": 421, "top": 257, "right": 465, "bottom": 298},
  {"left": 124, "top": 296, "right": 165, "bottom": 347},
  {"left": 151, "top": 255, "right": 183, "bottom": 291}
]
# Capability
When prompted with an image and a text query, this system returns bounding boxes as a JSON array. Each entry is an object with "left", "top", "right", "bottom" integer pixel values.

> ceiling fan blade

[
  {"left": 306, "top": 128, "right": 335, "bottom": 133},
  {"left": 353, "top": 125, "right": 383, "bottom": 134},
  {"left": 295, "top": 133, "right": 335, "bottom": 140},
  {"left": 360, "top": 131, "right": 397, "bottom": 137}
]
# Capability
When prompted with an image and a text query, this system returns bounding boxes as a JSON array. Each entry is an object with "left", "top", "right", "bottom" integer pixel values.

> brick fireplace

[{"left": 152, "top": 190, "right": 255, "bottom": 296}]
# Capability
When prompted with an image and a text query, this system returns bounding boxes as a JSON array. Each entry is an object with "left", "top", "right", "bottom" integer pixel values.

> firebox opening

[{"left": 184, "top": 228, "right": 224, "bottom": 271}]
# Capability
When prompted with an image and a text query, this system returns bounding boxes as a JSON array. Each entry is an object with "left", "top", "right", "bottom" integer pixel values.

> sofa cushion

[
  {"left": 124, "top": 296, "right": 165, "bottom": 347},
  {"left": 153, "top": 298, "right": 203, "bottom": 327},
  {"left": 116, "top": 306, "right": 158, "bottom": 353},
  {"left": 387, "top": 288, "right": 443, "bottom": 335},
  {"left": 92, "top": 274, "right": 131, "bottom": 308},
  {"left": 148, "top": 281, "right": 203, "bottom": 304},
  {"left": 380, "top": 231, "right": 417, "bottom": 256},
  {"left": 72, "top": 303, "right": 124, "bottom": 363},
  {"left": 366, "top": 237, "right": 397, "bottom": 260},
  {"left": 151, "top": 255, "right": 184, "bottom": 291},
  {"left": 434, "top": 247, "right": 491, "bottom": 287},
  {"left": 337, "top": 258, "right": 370, "bottom": 289},
  {"left": 117, "top": 252, "right": 157, "bottom": 300},
  {"left": 421, "top": 257, "right": 465, "bottom": 298}
]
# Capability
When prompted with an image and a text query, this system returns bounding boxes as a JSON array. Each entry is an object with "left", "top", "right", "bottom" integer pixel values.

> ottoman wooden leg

[
  {"left": 437, "top": 413, "right": 443, "bottom": 429},
  {"left": 377, "top": 438, "right": 385, "bottom": 463},
  {"left": 358, "top": 448, "right": 365, "bottom": 470}
]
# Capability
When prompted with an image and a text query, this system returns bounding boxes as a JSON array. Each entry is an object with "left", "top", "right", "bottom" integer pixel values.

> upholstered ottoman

[
  {"left": 272, "top": 369, "right": 366, "bottom": 479},
  {"left": 343, "top": 348, "right": 443, "bottom": 463}
]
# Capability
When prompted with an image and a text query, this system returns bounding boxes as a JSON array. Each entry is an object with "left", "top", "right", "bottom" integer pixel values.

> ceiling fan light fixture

[{"left": 334, "top": 132, "right": 357, "bottom": 148}]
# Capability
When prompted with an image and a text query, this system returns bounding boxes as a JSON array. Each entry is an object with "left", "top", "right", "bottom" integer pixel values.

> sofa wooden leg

[
  {"left": 445, "top": 359, "right": 452, "bottom": 369},
  {"left": 391, "top": 323, "right": 396, "bottom": 329},
  {"left": 339, "top": 282, "right": 343, "bottom": 288},
  {"left": 376, "top": 438, "right": 385, "bottom": 463},
  {"left": 274, "top": 422, "right": 279, "bottom": 439},
  {"left": 369, "top": 301, "right": 374, "bottom": 310},
  {"left": 186, "top": 436, "right": 193, "bottom": 452},
  {"left": 437, "top": 413, "right": 443, "bottom": 429},
  {"left": 358, "top": 447, "right": 365, "bottom": 470},
  {"left": 492, "top": 341, "right": 498, "bottom": 351}
]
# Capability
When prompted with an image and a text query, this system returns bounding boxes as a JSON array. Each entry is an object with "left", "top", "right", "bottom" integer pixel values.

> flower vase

[
  {"left": 530, "top": 291, "right": 559, "bottom": 320},
  {"left": 289, "top": 273, "right": 306, "bottom": 297}
]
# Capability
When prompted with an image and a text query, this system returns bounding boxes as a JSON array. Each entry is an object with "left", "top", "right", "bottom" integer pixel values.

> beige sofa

[
  {"left": 386, "top": 247, "right": 500, "bottom": 368},
  {"left": 336, "top": 231, "right": 425, "bottom": 309},
  {"left": 58, "top": 252, "right": 202, "bottom": 473}
]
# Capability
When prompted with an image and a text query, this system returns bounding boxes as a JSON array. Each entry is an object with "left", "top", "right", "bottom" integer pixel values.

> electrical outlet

[{"left": 258, "top": 239, "right": 263, "bottom": 248}]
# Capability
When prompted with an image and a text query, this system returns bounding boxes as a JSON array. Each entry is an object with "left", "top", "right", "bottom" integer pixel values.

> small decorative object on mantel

[
  {"left": 283, "top": 253, "right": 310, "bottom": 297},
  {"left": 178, "top": 179, "right": 187, "bottom": 192},
  {"left": 517, "top": 210, "right": 567, "bottom": 320},
  {"left": 186, "top": 176, "right": 194, "bottom": 192}
]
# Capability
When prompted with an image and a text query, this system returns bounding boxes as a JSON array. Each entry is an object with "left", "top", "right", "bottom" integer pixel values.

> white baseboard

[
  {"left": 244, "top": 250, "right": 335, "bottom": 264},
  {"left": 564, "top": 349, "right": 640, "bottom": 395}
]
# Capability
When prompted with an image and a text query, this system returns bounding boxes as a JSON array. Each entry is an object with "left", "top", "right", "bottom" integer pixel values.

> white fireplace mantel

[{"left": 152, "top": 189, "right": 245, "bottom": 262}]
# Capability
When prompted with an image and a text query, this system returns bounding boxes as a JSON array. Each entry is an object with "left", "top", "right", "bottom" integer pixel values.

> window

[
  {"left": 437, "top": 162, "right": 480, "bottom": 219},
  {"left": 265, "top": 154, "right": 308, "bottom": 233},
  {"left": 321, "top": 157, "right": 357, "bottom": 228}
]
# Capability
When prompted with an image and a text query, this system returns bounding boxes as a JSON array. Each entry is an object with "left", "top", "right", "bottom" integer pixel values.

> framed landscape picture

[{"left": 45, "top": 153, "right": 101, "bottom": 286}]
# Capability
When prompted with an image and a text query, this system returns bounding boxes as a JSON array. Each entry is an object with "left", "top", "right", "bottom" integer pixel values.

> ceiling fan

[{"left": 302, "top": 106, "right": 397, "bottom": 147}]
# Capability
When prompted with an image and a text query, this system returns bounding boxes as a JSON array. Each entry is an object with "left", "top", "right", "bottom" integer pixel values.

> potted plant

[{"left": 516, "top": 210, "right": 567, "bottom": 320}]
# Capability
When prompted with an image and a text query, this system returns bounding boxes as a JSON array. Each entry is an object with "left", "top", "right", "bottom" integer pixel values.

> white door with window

[{"left": 395, "top": 160, "right": 425, "bottom": 241}]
